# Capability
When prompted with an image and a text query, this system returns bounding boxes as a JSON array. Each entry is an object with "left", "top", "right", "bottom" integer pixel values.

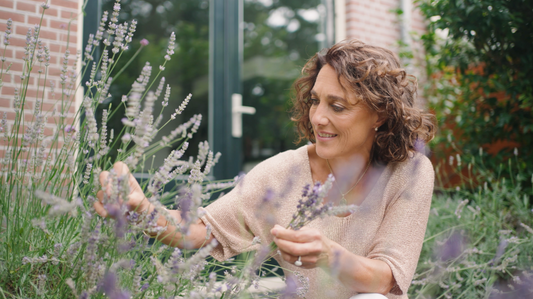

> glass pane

[
  {"left": 101, "top": 0, "right": 210, "bottom": 170},
  {"left": 242, "top": 0, "right": 323, "bottom": 171}
]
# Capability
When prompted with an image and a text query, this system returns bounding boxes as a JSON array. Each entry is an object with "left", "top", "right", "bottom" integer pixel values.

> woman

[{"left": 95, "top": 39, "right": 435, "bottom": 298}]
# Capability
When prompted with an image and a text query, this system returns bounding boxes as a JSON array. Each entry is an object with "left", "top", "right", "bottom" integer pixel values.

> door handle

[{"left": 232, "top": 93, "right": 256, "bottom": 138}]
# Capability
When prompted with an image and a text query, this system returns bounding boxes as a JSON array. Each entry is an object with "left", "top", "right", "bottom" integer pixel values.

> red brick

[
  {"left": 0, "top": 10, "right": 25, "bottom": 22},
  {"left": 38, "top": 29, "right": 58, "bottom": 40},
  {"left": 50, "top": 0, "right": 78, "bottom": 10},
  {"left": 46, "top": 91, "right": 56, "bottom": 99},
  {"left": 21, "top": 88, "right": 38, "bottom": 98},
  {"left": 14, "top": 76, "right": 35, "bottom": 86},
  {"left": 1, "top": 85, "right": 15, "bottom": 95},
  {"left": 7, "top": 36, "right": 28, "bottom": 48},
  {"left": 45, "top": 115, "right": 58, "bottom": 124},
  {"left": 49, "top": 43, "right": 61, "bottom": 52},
  {"left": 38, "top": 77, "right": 51, "bottom": 86},
  {"left": 1, "top": 75, "right": 12, "bottom": 83},
  {"left": 60, "top": 10, "right": 76, "bottom": 19},
  {"left": 47, "top": 66, "right": 61, "bottom": 76},
  {"left": 0, "top": 98, "right": 9, "bottom": 107},
  {"left": 64, "top": 33, "right": 76, "bottom": 43},
  {"left": 0, "top": 0, "right": 13, "bottom": 8},
  {"left": 28, "top": 15, "right": 47, "bottom": 27},
  {"left": 15, "top": 50, "right": 26, "bottom": 59},
  {"left": 4, "top": 111, "right": 15, "bottom": 120},
  {"left": 50, "top": 19, "right": 76, "bottom": 31},
  {"left": 0, "top": 48, "right": 13, "bottom": 58},
  {"left": 42, "top": 7, "right": 59, "bottom": 17},
  {"left": 16, "top": 25, "right": 58, "bottom": 40},
  {"left": 22, "top": 99, "right": 33, "bottom": 109},
  {"left": 42, "top": 102, "right": 55, "bottom": 111},
  {"left": 16, "top": 1, "right": 37, "bottom": 13},
  {"left": 48, "top": 55, "right": 57, "bottom": 64}
]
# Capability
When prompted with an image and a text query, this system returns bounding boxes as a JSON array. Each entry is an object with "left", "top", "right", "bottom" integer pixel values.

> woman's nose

[{"left": 311, "top": 103, "right": 329, "bottom": 127}]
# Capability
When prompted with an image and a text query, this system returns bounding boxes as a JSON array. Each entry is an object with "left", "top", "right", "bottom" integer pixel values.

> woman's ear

[{"left": 375, "top": 112, "right": 388, "bottom": 129}]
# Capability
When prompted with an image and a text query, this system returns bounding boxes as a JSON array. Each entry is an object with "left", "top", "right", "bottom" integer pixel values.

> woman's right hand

[
  {"left": 93, "top": 161, "right": 213, "bottom": 249},
  {"left": 94, "top": 161, "right": 150, "bottom": 218}
]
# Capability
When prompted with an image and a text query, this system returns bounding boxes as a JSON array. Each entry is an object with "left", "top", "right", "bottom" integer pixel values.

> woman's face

[{"left": 309, "top": 64, "right": 380, "bottom": 161}]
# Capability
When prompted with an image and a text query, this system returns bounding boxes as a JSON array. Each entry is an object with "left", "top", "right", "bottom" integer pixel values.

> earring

[{"left": 374, "top": 127, "right": 378, "bottom": 131}]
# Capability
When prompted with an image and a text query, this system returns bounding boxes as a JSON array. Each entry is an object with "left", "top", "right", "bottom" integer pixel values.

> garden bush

[
  {"left": 409, "top": 152, "right": 533, "bottom": 298},
  {"left": 417, "top": 0, "right": 533, "bottom": 172}
]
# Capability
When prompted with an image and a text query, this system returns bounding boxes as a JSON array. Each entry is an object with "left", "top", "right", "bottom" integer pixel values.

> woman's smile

[{"left": 316, "top": 131, "right": 337, "bottom": 139}]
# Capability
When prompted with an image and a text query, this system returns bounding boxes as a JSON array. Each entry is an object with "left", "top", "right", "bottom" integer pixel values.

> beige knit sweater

[{"left": 200, "top": 145, "right": 434, "bottom": 299}]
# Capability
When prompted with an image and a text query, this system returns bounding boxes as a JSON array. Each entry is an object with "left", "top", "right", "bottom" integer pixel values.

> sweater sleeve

[
  {"left": 366, "top": 154, "right": 434, "bottom": 296},
  {"left": 199, "top": 148, "right": 303, "bottom": 261},
  {"left": 199, "top": 167, "right": 266, "bottom": 261}
]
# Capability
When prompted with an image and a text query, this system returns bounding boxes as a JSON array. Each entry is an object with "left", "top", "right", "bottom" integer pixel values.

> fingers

[
  {"left": 112, "top": 161, "right": 130, "bottom": 176},
  {"left": 98, "top": 162, "right": 134, "bottom": 203},
  {"left": 271, "top": 224, "right": 330, "bottom": 268},
  {"left": 93, "top": 200, "right": 108, "bottom": 218},
  {"left": 278, "top": 248, "right": 320, "bottom": 269},
  {"left": 273, "top": 236, "right": 322, "bottom": 256},
  {"left": 271, "top": 224, "right": 321, "bottom": 243},
  {"left": 95, "top": 162, "right": 137, "bottom": 218}
]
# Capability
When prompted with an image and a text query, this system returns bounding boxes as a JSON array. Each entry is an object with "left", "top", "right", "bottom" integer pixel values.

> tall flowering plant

[{"left": 0, "top": 1, "right": 276, "bottom": 298}]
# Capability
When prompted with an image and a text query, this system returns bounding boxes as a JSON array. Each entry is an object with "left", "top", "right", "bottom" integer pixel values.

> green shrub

[
  {"left": 417, "top": 0, "right": 533, "bottom": 171},
  {"left": 410, "top": 153, "right": 533, "bottom": 298}
]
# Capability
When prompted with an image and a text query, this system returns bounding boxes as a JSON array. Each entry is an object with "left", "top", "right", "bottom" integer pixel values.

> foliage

[
  {"left": 410, "top": 152, "right": 533, "bottom": 298},
  {"left": 417, "top": 0, "right": 533, "bottom": 171},
  {"left": 0, "top": 3, "right": 303, "bottom": 298}
]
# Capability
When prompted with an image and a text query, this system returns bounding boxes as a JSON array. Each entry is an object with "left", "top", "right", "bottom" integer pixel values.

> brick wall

[
  {"left": 345, "top": 0, "right": 426, "bottom": 51},
  {"left": 344, "top": 0, "right": 428, "bottom": 106},
  {"left": 0, "top": 0, "right": 82, "bottom": 158}
]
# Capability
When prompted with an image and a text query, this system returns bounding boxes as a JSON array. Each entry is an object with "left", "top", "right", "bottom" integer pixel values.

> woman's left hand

[{"left": 271, "top": 224, "right": 334, "bottom": 269}]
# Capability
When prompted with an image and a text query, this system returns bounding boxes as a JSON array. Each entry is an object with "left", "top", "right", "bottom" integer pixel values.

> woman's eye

[
  {"left": 332, "top": 105, "right": 344, "bottom": 112},
  {"left": 309, "top": 98, "right": 319, "bottom": 105}
]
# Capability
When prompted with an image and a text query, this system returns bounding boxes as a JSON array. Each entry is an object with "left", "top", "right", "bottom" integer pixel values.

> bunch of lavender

[
  {"left": 254, "top": 174, "right": 357, "bottom": 286},
  {"left": 288, "top": 174, "right": 357, "bottom": 231}
]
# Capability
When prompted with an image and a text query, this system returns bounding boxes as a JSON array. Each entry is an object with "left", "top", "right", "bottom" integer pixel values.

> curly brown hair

[{"left": 291, "top": 39, "right": 436, "bottom": 164}]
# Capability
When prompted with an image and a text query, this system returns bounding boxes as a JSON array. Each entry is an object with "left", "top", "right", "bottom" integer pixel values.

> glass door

[{"left": 241, "top": 0, "right": 324, "bottom": 172}]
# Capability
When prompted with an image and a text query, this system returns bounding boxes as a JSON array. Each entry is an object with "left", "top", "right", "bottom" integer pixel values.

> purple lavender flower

[
  {"left": 140, "top": 38, "right": 149, "bottom": 46},
  {"left": 280, "top": 274, "right": 298, "bottom": 298},
  {"left": 288, "top": 176, "right": 339, "bottom": 230},
  {"left": 494, "top": 238, "right": 508, "bottom": 261},
  {"left": 104, "top": 204, "right": 127, "bottom": 238},
  {"left": 98, "top": 272, "right": 130, "bottom": 299},
  {"left": 438, "top": 233, "right": 465, "bottom": 261}
]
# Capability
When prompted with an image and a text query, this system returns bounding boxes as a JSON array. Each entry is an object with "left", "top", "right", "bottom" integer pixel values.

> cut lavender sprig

[
  {"left": 266, "top": 175, "right": 357, "bottom": 261},
  {"left": 288, "top": 174, "right": 356, "bottom": 231}
]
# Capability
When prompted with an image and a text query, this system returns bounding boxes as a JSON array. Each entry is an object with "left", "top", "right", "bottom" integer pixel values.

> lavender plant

[
  {"left": 409, "top": 151, "right": 533, "bottom": 298},
  {"left": 0, "top": 1, "right": 288, "bottom": 298}
]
